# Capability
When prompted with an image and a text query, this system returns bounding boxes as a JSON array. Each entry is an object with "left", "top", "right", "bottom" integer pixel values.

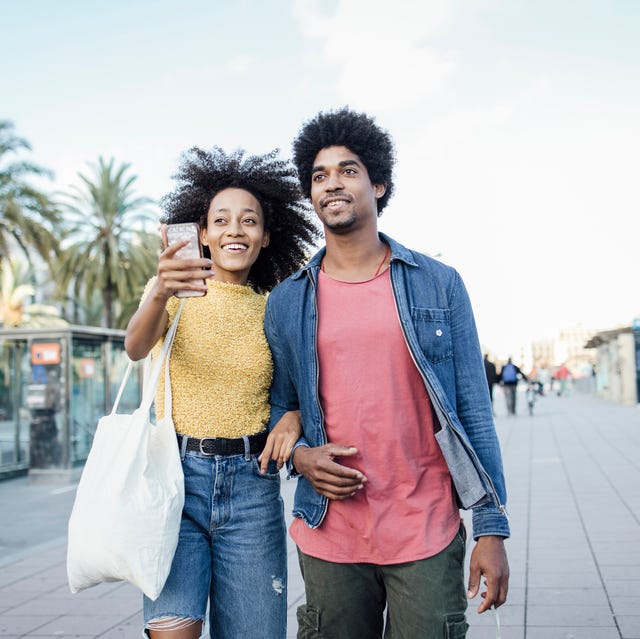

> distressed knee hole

[
  {"left": 146, "top": 616, "right": 200, "bottom": 632},
  {"left": 271, "top": 576, "right": 284, "bottom": 595}
]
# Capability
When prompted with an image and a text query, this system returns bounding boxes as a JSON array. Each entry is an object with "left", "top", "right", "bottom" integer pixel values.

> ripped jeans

[{"left": 143, "top": 446, "right": 287, "bottom": 638}]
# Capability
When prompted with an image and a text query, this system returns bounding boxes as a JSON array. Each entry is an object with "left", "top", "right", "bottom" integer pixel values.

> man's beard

[{"left": 321, "top": 210, "right": 358, "bottom": 234}]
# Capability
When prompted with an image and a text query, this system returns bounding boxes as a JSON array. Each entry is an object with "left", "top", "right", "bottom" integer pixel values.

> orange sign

[
  {"left": 79, "top": 358, "right": 95, "bottom": 378},
  {"left": 31, "top": 342, "right": 61, "bottom": 365}
]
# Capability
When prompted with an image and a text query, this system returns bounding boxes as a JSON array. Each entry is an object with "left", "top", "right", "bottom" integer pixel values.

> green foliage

[
  {"left": 57, "top": 157, "right": 160, "bottom": 328},
  {"left": 0, "top": 120, "right": 60, "bottom": 268}
]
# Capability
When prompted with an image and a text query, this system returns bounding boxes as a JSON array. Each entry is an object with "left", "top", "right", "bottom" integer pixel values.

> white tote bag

[{"left": 67, "top": 302, "right": 185, "bottom": 600}]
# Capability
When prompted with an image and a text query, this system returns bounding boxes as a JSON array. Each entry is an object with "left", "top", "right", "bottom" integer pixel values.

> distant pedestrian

[
  {"left": 555, "top": 363, "right": 571, "bottom": 396},
  {"left": 484, "top": 354, "right": 499, "bottom": 410},
  {"left": 499, "top": 358, "right": 528, "bottom": 415}
]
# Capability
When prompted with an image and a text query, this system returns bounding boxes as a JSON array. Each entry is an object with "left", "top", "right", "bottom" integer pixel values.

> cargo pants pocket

[
  {"left": 445, "top": 614, "right": 469, "bottom": 638},
  {"left": 296, "top": 604, "right": 322, "bottom": 638}
]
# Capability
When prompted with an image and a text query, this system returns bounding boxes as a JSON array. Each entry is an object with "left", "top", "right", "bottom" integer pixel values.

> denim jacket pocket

[{"left": 411, "top": 307, "right": 453, "bottom": 363}]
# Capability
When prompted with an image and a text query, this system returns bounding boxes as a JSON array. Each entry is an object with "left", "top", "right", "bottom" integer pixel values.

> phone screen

[{"left": 164, "top": 222, "right": 207, "bottom": 297}]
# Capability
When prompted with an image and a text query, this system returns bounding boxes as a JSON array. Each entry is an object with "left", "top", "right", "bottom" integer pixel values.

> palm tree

[
  {"left": 57, "top": 157, "right": 159, "bottom": 328},
  {"left": 0, "top": 120, "right": 60, "bottom": 269}
]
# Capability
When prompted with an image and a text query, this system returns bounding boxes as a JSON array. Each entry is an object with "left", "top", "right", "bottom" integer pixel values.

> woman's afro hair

[
  {"left": 160, "top": 146, "right": 320, "bottom": 293},
  {"left": 292, "top": 107, "right": 396, "bottom": 215}
]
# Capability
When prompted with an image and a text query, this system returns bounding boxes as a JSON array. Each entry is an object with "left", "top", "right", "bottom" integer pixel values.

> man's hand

[
  {"left": 292, "top": 444, "right": 367, "bottom": 500},
  {"left": 258, "top": 410, "right": 301, "bottom": 473},
  {"left": 467, "top": 535, "right": 509, "bottom": 613}
]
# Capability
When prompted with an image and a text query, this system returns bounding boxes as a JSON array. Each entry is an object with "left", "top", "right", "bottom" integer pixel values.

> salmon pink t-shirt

[{"left": 290, "top": 269, "right": 461, "bottom": 564}]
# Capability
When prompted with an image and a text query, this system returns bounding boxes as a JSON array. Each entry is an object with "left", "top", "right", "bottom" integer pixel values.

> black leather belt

[{"left": 177, "top": 431, "right": 268, "bottom": 457}]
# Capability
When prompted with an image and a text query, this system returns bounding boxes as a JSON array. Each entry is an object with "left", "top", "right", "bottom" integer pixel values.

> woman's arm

[
  {"left": 124, "top": 237, "right": 213, "bottom": 360},
  {"left": 124, "top": 284, "right": 171, "bottom": 361}
]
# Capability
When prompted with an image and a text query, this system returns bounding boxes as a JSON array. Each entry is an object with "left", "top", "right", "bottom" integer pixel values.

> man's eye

[{"left": 312, "top": 174, "right": 325, "bottom": 181}]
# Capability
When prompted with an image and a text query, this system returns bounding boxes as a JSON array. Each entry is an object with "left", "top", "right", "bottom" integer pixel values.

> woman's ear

[
  {"left": 261, "top": 230, "right": 270, "bottom": 249},
  {"left": 200, "top": 227, "right": 208, "bottom": 246}
]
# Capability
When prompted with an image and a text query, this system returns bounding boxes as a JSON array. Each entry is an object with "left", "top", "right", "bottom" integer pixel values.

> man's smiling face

[{"left": 310, "top": 146, "right": 385, "bottom": 235}]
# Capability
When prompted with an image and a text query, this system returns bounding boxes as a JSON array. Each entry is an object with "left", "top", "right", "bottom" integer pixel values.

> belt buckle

[{"left": 198, "top": 438, "right": 216, "bottom": 455}]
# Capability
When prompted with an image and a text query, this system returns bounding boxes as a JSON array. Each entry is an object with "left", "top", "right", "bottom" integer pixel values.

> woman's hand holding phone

[{"left": 158, "top": 223, "right": 213, "bottom": 298}]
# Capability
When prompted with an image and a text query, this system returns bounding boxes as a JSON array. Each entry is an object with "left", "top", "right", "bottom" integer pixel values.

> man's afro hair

[
  {"left": 292, "top": 107, "right": 396, "bottom": 214},
  {"left": 160, "top": 146, "right": 319, "bottom": 293}
]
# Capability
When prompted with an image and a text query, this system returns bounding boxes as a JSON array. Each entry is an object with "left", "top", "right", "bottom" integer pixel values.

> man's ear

[{"left": 374, "top": 183, "right": 386, "bottom": 199}]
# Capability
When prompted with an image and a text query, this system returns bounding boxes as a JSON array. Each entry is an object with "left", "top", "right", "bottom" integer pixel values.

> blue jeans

[{"left": 143, "top": 445, "right": 287, "bottom": 638}]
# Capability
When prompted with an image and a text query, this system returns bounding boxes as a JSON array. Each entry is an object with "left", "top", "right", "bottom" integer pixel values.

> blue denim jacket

[{"left": 265, "top": 234, "right": 510, "bottom": 539}]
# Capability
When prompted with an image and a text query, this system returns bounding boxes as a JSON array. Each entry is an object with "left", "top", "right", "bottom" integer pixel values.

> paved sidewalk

[{"left": 1, "top": 390, "right": 639, "bottom": 638}]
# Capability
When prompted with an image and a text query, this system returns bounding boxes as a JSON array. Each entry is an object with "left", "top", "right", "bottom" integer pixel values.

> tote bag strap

[
  {"left": 139, "top": 299, "right": 185, "bottom": 414},
  {"left": 110, "top": 300, "right": 185, "bottom": 416}
]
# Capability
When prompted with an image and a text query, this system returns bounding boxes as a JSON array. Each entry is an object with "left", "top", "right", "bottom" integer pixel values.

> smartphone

[{"left": 164, "top": 222, "right": 207, "bottom": 298}]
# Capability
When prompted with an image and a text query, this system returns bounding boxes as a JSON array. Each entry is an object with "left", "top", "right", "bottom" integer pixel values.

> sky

[{"left": 2, "top": 0, "right": 639, "bottom": 359}]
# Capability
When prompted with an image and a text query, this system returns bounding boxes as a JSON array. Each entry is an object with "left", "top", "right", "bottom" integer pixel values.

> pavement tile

[
  {"left": 603, "top": 580, "right": 640, "bottom": 597},
  {"left": 526, "top": 557, "right": 597, "bottom": 572},
  {"left": 467, "top": 604, "right": 524, "bottom": 627},
  {"left": 9, "top": 598, "right": 85, "bottom": 618},
  {"left": 610, "top": 596, "right": 640, "bottom": 615},
  {"left": 468, "top": 629, "right": 525, "bottom": 639},
  {"left": 526, "top": 587, "right": 609, "bottom": 606},
  {"left": 99, "top": 621, "right": 143, "bottom": 639},
  {"left": 0, "top": 615, "right": 57, "bottom": 635},
  {"left": 28, "top": 613, "right": 129, "bottom": 636},
  {"left": 0, "top": 588, "right": 38, "bottom": 607},
  {"left": 617, "top": 615, "right": 640, "bottom": 638},
  {"left": 526, "top": 604, "right": 615, "bottom": 627},
  {"left": 501, "top": 585, "right": 525, "bottom": 606},
  {"left": 3, "top": 574, "right": 67, "bottom": 594},
  {"left": 527, "top": 570, "right": 604, "bottom": 589},
  {"left": 526, "top": 628, "right": 621, "bottom": 639},
  {"left": 601, "top": 564, "right": 640, "bottom": 580}
]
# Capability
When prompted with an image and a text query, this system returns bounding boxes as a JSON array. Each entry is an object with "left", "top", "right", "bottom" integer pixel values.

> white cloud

[
  {"left": 292, "top": 0, "right": 455, "bottom": 110},
  {"left": 226, "top": 55, "right": 256, "bottom": 74}
]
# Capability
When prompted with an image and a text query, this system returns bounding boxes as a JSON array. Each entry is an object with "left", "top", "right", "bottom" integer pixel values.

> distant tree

[
  {"left": 0, "top": 120, "right": 60, "bottom": 269},
  {"left": 57, "top": 157, "right": 159, "bottom": 328}
]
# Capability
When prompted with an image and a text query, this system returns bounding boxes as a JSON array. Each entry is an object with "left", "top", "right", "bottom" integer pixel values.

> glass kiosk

[{"left": 0, "top": 326, "right": 142, "bottom": 481}]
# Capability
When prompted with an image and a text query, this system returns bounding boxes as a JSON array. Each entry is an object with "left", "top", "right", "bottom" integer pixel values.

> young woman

[{"left": 125, "top": 146, "right": 318, "bottom": 639}]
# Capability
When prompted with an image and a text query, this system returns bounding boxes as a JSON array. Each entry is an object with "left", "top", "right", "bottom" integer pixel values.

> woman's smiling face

[{"left": 200, "top": 188, "right": 270, "bottom": 286}]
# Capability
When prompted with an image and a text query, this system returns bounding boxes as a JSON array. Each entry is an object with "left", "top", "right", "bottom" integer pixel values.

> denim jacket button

[{"left": 436, "top": 329, "right": 443, "bottom": 336}]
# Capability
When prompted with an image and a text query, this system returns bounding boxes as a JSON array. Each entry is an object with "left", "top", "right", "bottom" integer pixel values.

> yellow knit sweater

[{"left": 145, "top": 278, "right": 273, "bottom": 438}]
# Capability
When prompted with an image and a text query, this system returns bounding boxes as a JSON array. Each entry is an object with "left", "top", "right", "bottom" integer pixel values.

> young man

[{"left": 265, "top": 108, "right": 510, "bottom": 638}]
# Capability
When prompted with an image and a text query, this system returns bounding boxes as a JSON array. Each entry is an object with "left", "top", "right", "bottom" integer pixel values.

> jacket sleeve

[
  {"left": 449, "top": 271, "right": 510, "bottom": 538},
  {"left": 264, "top": 292, "right": 312, "bottom": 475},
  {"left": 264, "top": 293, "right": 301, "bottom": 429}
]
